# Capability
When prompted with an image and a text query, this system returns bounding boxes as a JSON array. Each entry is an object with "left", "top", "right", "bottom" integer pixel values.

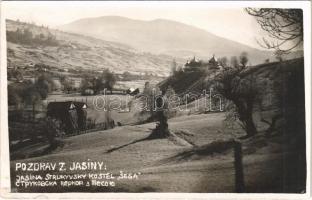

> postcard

[{"left": 0, "top": 1, "right": 311, "bottom": 199}]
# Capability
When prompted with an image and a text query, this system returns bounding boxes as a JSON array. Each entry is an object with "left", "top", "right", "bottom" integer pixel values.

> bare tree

[{"left": 245, "top": 8, "right": 303, "bottom": 53}]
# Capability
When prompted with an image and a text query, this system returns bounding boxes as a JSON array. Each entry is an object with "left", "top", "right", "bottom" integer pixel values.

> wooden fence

[{"left": 65, "top": 121, "right": 115, "bottom": 137}]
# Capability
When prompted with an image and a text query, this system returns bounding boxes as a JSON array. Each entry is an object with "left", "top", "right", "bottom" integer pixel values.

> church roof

[{"left": 209, "top": 55, "right": 217, "bottom": 64}]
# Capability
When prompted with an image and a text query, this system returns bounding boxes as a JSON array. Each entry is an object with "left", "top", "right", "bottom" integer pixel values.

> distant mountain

[
  {"left": 6, "top": 19, "right": 182, "bottom": 76},
  {"left": 60, "top": 16, "right": 281, "bottom": 65}
]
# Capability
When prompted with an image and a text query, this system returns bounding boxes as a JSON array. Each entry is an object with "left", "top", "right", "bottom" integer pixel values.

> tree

[
  {"left": 218, "top": 57, "right": 229, "bottom": 68},
  {"left": 89, "top": 69, "right": 116, "bottom": 94},
  {"left": 12, "top": 69, "right": 23, "bottom": 81},
  {"left": 245, "top": 8, "right": 303, "bottom": 53},
  {"left": 215, "top": 67, "right": 259, "bottom": 138},
  {"left": 60, "top": 76, "right": 72, "bottom": 94},
  {"left": 239, "top": 52, "right": 248, "bottom": 68},
  {"left": 80, "top": 78, "right": 93, "bottom": 95},
  {"left": 101, "top": 69, "right": 116, "bottom": 94},
  {"left": 35, "top": 73, "right": 55, "bottom": 99},
  {"left": 170, "top": 59, "right": 177, "bottom": 75},
  {"left": 142, "top": 81, "right": 154, "bottom": 116},
  {"left": 141, "top": 84, "right": 170, "bottom": 138},
  {"left": 90, "top": 77, "right": 101, "bottom": 94},
  {"left": 230, "top": 56, "right": 239, "bottom": 68},
  {"left": 45, "top": 117, "right": 61, "bottom": 149},
  {"left": 24, "top": 87, "right": 42, "bottom": 120},
  {"left": 8, "top": 73, "right": 55, "bottom": 121},
  {"left": 152, "top": 92, "right": 170, "bottom": 138}
]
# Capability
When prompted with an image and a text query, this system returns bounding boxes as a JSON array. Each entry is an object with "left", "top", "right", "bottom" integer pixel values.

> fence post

[{"left": 233, "top": 141, "right": 245, "bottom": 193}]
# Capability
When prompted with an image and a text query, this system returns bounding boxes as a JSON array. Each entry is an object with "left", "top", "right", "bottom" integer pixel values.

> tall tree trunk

[
  {"left": 245, "top": 100, "right": 257, "bottom": 137},
  {"left": 236, "top": 100, "right": 257, "bottom": 137},
  {"left": 244, "top": 115, "right": 257, "bottom": 137}
]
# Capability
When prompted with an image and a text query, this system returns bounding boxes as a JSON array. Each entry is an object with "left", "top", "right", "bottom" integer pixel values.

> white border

[
  {"left": 0, "top": 0, "right": 11, "bottom": 198},
  {"left": 0, "top": 1, "right": 311, "bottom": 199}
]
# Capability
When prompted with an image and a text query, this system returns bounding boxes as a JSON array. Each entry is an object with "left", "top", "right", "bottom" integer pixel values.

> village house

[{"left": 47, "top": 101, "right": 88, "bottom": 134}]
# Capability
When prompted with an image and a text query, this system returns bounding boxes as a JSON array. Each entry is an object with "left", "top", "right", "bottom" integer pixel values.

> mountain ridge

[{"left": 59, "top": 15, "right": 276, "bottom": 64}]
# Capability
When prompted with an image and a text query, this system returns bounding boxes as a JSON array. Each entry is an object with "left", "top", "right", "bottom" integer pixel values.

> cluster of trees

[
  {"left": 80, "top": 69, "right": 116, "bottom": 95},
  {"left": 8, "top": 73, "right": 55, "bottom": 119},
  {"left": 6, "top": 28, "right": 58, "bottom": 46},
  {"left": 217, "top": 52, "right": 249, "bottom": 69},
  {"left": 59, "top": 76, "right": 75, "bottom": 94}
]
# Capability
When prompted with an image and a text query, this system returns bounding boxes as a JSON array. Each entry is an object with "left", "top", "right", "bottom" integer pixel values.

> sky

[{"left": 2, "top": 1, "right": 272, "bottom": 49}]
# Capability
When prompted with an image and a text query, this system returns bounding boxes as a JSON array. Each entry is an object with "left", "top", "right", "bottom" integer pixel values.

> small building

[
  {"left": 47, "top": 101, "right": 85, "bottom": 134},
  {"left": 126, "top": 88, "right": 140, "bottom": 96},
  {"left": 207, "top": 56, "right": 219, "bottom": 70},
  {"left": 184, "top": 57, "right": 204, "bottom": 72}
]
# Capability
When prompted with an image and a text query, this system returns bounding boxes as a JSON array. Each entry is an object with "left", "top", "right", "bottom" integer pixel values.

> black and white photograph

[{"left": 0, "top": 1, "right": 311, "bottom": 196}]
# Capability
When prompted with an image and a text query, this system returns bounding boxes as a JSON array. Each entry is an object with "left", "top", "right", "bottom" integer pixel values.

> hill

[
  {"left": 6, "top": 19, "right": 182, "bottom": 76},
  {"left": 60, "top": 16, "right": 281, "bottom": 65},
  {"left": 159, "top": 58, "right": 304, "bottom": 97}
]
